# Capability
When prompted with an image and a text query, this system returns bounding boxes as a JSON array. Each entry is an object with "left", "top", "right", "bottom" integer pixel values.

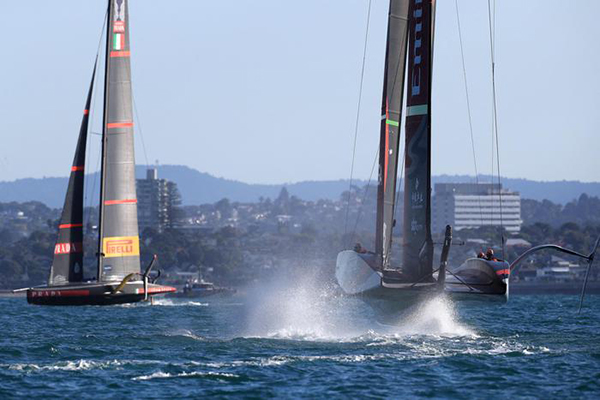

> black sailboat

[
  {"left": 336, "top": 0, "right": 510, "bottom": 308},
  {"left": 25, "top": 0, "right": 175, "bottom": 306}
]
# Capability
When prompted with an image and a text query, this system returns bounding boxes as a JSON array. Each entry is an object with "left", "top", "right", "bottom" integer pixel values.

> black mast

[
  {"left": 97, "top": 0, "right": 111, "bottom": 281},
  {"left": 402, "top": 0, "right": 434, "bottom": 281}
]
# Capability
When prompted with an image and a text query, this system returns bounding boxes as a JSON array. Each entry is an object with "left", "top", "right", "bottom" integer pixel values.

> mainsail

[
  {"left": 402, "top": 0, "right": 434, "bottom": 280},
  {"left": 375, "top": 0, "right": 410, "bottom": 269},
  {"left": 98, "top": 0, "right": 141, "bottom": 282},
  {"left": 49, "top": 66, "right": 96, "bottom": 286}
]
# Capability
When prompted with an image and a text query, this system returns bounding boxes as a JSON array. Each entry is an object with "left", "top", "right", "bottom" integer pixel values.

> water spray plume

[
  {"left": 241, "top": 269, "right": 474, "bottom": 341},
  {"left": 392, "top": 295, "right": 475, "bottom": 337}
]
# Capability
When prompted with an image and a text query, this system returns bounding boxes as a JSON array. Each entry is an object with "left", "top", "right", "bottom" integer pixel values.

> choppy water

[{"left": 1, "top": 280, "right": 599, "bottom": 398}]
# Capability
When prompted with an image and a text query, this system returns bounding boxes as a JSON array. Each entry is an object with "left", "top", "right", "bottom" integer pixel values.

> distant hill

[
  {"left": 0, "top": 166, "right": 363, "bottom": 208},
  {"left": 1, "top": 165, "right": 598, "bottom": 208},
  {"left": 433, "top": 175, "right": 600, "bottom": 205},
  {"left": 152, "top": 166, "right": 360, "bottom": 206}
]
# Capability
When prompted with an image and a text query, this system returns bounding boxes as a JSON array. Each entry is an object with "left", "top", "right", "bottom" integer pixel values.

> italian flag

[{"left": 113, "top": 33, "right": 125, "bottom": 51}]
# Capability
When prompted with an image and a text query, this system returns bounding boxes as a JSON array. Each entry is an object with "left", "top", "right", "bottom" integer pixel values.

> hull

[
  {"left": 335, "top": 250, "right": 381, "bottom": 295},
  {"left": 361, "top": 282, "right": 441, "bottom": 316},
  {"left": 336, "top": 251, "right": 508, "bottom": 313},
  {"left": 27, "top": 281, "right": 176, "bottom": 306},
  {"left": 169, "top": 287, "right": 236, "bottom": 298},
  {"left": 336, "top": 250, "right": 439, "bottom": 315},
  {"left": 445, "top": 258, "right": 509, "bottom": 300}
]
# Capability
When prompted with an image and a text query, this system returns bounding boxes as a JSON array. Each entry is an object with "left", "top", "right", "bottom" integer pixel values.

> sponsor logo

[
  {"left": 411, "top": 217, "right": 423, "bottom": 233},
  {"left": 114, "top": 0, "right": 126, "bottom": 23},
  {"left": 103, "top": 236, "right": 140, "bottom": 258},
  {"left": 410, "top": 0, "right": 424, "bottom": 97},
  {"left": 113, "top": 21, "right": 125, "bottom": 33},
  {"left": 30, "top": 290, "right": 89, "bottom": 298},
  {"left": 410, "top": 177, "right": 425, "bottom": 207},
  {"left": 31, "top": 291, "right": 59, "bottom": 298},
  {"left": 54, "top": 242, "right": 82, "bottom": 255}
]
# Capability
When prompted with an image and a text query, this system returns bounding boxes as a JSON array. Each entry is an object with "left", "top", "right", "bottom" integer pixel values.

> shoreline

[{"left": 510, "top": 281, "right": 600, "bottom": 295}]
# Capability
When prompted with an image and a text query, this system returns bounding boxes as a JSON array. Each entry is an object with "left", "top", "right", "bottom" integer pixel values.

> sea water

[{"left": 1, "top": 280, "right": 599, "bottom": 398}]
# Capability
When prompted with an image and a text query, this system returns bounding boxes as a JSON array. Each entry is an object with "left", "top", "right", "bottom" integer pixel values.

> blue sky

[{"left": 1, "top": 0, "right": 598, "bottom": 184}]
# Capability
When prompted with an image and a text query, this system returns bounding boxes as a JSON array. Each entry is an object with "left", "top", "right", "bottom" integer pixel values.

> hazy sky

[{"left": 1, "top": 0, "right": 598, "bottom": 184}]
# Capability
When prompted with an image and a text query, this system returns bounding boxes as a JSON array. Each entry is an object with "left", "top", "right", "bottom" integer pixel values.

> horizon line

[{"left": 1, "top": 164, "right": 600, "bottom": 186}]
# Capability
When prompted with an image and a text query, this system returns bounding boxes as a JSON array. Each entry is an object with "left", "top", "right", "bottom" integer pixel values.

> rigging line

[
  {"left": 343, "top": 0, "right": 373, "bottom": 242},
  {"left": 389, "top": 135, "right": 404, "bottom": 261},
  {"left": 492, "top": 0, "right": 497, "bottom": 56},
  {"left": 85, "top": 9, "right": 108, "bottom": 228},
  {"left": 84, "top": 60, "right": 98, "bottom": 214},
  {"left": 103, "top": 15, "right": 151, "bottom": 190},
  {"left": 455, "top": 0, "right": 484, "bottom": 227},
  {"left": 350, "top": 147, "right": 380, "bottom": 246},
  {"left": 132, "top": 94, "right": 151, "bottom": 169},
  {"left": 85, "top": 143, "right": 103, "bottom": 230},
  {"left": 119, "top": 36, "right": 151, "bottom": 171},
  {"left": 119, "top": 12, "right": 151, "bottom": 171},
  {"left": 487, "top": 0, "right": 505, "bottom": 257}
]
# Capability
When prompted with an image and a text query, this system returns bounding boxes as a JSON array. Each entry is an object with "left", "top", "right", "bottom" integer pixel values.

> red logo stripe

[
  {"left": 107, "top": 122, "right": 134, "bottom": 129},
  {"left": 107, "top": 240, "right": 133, "bottom": 245},
  {"left": 137, "top": 286, "right": 177, "bottom": 295},
  {"left": 59, "top": 223, "right": 83, "bottom": 229},
  {"left": 104, "top": 199, "right": 137, "bottom": 206},
  {"left": 83, "top": 109, "right": 89, "bottom": 115},
  {"left": 71, "top": 166, "right": 84, "bottom": 171},
  {"left": 495, "top": 269, "right": 510, "bottom": 275},
  {"left": 60, "top": 290, "right": 90, "bottom": 297},
  {"left": 110, "top": 51, "right": 130, "bottom": 58}
]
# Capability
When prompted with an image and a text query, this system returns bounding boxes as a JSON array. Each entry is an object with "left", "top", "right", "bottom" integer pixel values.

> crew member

[
  {"left": 354, "top": 242, "right": 367, "bottom": 254},
  {"left": 485, "top": 248, "right": 497, "bottom": 261}
]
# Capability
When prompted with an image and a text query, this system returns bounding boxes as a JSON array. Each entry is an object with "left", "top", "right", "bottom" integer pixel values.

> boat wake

[
  {"left": 4, "top": 359, "right": 161, "bottom": 372},
  {"left": 132, "top": 370, "right": 241, "bottom": 381},
  {"left": 163, "top": 329, "right": 206, "bottom": 341},
  {"left": 152, "top": 299, "right": 208, "bottom": 307}
]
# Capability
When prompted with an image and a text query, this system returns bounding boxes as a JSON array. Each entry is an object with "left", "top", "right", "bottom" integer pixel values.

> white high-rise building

[
  {"left": 136, "top": 169, "right": 181, "bottom": 233},
  {"left": 432, "top": 183, "right": 522, "bottom": 235}
]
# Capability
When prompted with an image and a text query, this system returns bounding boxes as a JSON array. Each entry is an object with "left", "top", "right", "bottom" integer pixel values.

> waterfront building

[
  {"left": 432, "top": 183, "right": 522, "bottom": 234},
  {"left": 136, "top": 168, "right": 181, "bottom": 233}
]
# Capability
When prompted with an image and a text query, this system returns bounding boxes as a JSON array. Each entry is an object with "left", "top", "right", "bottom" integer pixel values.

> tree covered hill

[
  {"left": 1, "top": 165, "right": 599, "bottom": 207},
  {"left": 521, "top": 194, "right": 600, "bottom": 228}
]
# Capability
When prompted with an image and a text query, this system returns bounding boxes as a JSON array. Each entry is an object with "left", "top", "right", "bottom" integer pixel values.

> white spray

[{"left": 241, "top": 268, "right": 474, "bottom": 341}]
